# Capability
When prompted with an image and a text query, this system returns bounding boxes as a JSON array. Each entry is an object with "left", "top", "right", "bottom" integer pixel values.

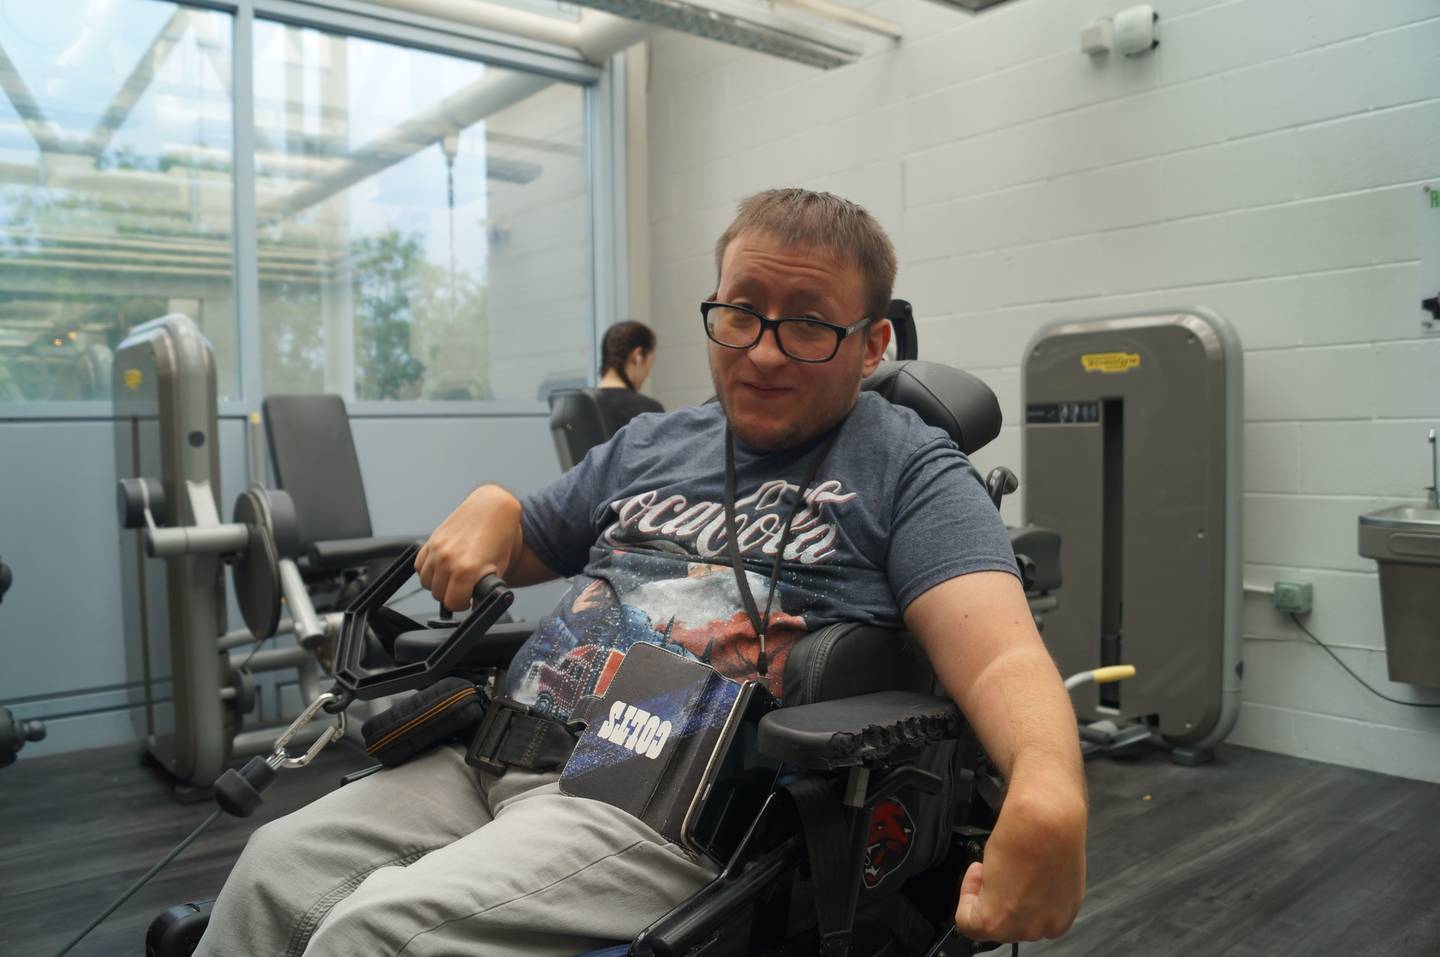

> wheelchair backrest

[{"left": 861, "top": 360, "right": 1001, "bottom": 456}]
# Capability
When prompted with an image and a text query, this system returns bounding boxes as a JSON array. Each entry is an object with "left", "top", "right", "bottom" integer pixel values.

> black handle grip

[
  {"left": 117, "top": 477, "right": 166, "bottom": 529},
  {"left": 474, "top": 574, "right": 506, "bottom": 602},
  {"left": 439, "top": 574, "right": 509, "bottom": 622},
  {"left": 984, "top": 467, "right": 1018, "bottom": 509},
  {"left": 331, "top": 546, "right": 516, "bottom": 703}
]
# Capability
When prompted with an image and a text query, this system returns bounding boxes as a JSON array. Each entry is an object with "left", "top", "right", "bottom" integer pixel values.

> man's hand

[
  {"left": 954, "top": 777, "right": 1086, "bottom": 942},
  {"left": 415, "top": 485, "right": 530, "bottom": 611}
]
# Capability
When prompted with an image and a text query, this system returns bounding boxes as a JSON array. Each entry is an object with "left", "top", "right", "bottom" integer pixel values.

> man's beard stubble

[{"left": 709, "top": 366, "right": 861, "bottom": 452}]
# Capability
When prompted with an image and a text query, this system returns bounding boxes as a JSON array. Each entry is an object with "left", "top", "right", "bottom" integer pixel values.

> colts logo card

[{"left": 560, "top": 642, "right": 745, "bottom": 845}]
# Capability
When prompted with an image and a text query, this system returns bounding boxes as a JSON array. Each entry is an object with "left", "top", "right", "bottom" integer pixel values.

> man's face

[{"left": 708, "top": 231, "right": 891, "bottom": 451}]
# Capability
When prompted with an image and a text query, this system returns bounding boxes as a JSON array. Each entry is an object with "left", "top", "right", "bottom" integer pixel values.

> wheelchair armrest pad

[
  {"left": 758, "top": 691, "right": 963, "bottom": 770},
  {"left": 307, "top": 536, "right": 420, "bottom": 570},
  {"left": 392, "top": 620, "right": 534, "bottom": 667}
]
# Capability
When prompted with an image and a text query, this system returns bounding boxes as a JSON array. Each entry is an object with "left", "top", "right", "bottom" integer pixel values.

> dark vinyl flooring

[{"left": 1, "top": 741, "right": 1437, "bottom": 956}]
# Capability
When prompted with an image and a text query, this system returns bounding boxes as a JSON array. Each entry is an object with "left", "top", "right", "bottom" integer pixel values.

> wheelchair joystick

[{"left": 984, "top": 467, "right": 1019, "bottom": 510}]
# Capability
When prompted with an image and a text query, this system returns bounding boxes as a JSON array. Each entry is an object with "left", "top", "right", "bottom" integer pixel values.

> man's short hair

[{"left": 714, "top": 189, "right": 897, "bottom": 321}]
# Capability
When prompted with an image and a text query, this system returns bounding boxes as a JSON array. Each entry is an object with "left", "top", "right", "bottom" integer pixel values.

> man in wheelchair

[{"left": 193, "top": 189, "right": 1086, "bottom": 956}]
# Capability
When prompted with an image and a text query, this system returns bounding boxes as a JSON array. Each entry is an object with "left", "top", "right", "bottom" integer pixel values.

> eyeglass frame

[{"left": 699, "top": 300, "right": 879, "bottom": 364}]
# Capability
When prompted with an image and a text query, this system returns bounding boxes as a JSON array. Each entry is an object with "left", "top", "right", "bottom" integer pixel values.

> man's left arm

[{"left": 904, "top": 569, "right": 1087, "bottom": 944}]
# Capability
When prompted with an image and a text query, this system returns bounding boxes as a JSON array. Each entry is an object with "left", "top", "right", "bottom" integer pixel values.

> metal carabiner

[{"left": 272, "top": 691, "right": 348, "bottom": 769}]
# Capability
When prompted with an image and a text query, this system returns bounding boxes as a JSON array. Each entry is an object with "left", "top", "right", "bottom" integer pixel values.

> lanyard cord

[{"left": 722, "top": 424, "right": 841, "bottom": 678}]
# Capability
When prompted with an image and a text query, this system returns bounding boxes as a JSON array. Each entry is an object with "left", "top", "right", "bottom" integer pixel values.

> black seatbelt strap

[
  {"left": 784, "top": 775, "right": 863, "bottom": 957},
  {"left": 722, "top": 424, "right": 841, "bottom": 677}
]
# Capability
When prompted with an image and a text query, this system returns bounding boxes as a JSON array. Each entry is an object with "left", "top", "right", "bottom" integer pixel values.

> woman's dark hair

[{"left": 599, "top": 320, "right": 656, "bottom": 390}]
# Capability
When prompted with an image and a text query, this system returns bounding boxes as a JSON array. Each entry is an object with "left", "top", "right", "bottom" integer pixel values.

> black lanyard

[{"left": 722, "top": 424, "right": 842, "bottom": 678}]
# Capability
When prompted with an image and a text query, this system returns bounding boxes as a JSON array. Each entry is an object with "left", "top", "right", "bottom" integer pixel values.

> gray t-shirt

[{"left": 508, "top": 392, "right": 1018, "bottom": 719}]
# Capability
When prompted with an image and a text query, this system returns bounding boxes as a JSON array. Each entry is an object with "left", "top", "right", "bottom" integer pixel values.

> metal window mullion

[
  {"left": 585, "top": 58, "right": 626, "bottom": 386},
  {"left": 608, "top": 52, "right": 629, "bottom": 333},
  {"left": 232, "top": 0, "right": 263, "bottom": 412}
]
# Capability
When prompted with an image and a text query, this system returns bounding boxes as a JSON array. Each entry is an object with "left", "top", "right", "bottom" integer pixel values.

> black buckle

[{"left": 465, "top": 696, "right": 529, "bottom": 774}]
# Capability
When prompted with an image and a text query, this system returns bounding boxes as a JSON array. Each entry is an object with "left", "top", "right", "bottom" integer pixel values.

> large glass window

[
  {"left": 253, "top": 21, "right": 592, "bottom": 403},
  {"left": 0, "top": 0, "right": 236, "bottom": 402}
]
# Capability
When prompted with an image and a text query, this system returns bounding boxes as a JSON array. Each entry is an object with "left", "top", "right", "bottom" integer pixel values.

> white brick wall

[{"left": 644, "top": 0, "right": 1440, "bottom": 782}]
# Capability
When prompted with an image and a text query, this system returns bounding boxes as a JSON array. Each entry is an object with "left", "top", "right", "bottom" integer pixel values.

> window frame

[{"left": 0, "top": 0, "right": 622, "bottom": 421}]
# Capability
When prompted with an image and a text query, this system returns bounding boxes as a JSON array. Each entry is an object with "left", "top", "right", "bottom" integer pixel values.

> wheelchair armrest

[
  {"left": 391, "top": 620, "right": 534, "bottom": 668},
  {"left": 306, "top": 536, "right": 419, "bottom": 570},
  {"left": 758, "top": 691, "right": 963, "bottom": 771}
]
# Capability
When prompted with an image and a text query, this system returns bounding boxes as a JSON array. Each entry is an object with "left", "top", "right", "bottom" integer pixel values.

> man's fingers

[
  {"left": 443, "top": 574, "right": 476, "bottom": 613},
  {"left": 429, "top": 566, "right": 452, "bottom": 608},
  {"left": 959, "top": 859, "right": 983, "bottom": 901},
  {"left": 953, "top": 861, "right": 991, "bottom": 941}
]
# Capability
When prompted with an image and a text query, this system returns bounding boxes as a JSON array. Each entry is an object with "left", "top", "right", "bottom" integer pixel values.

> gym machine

[
  {"left": 1023, "top": 308, "right": 1243, "bottom": 765},
  {"left": 113, "top": 315, "right": 358, "bottom": 794}
]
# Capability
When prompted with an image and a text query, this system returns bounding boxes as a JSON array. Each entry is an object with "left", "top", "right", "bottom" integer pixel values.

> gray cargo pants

[{"left": 195, "top": 744, "right": 716, "bottom": 956}]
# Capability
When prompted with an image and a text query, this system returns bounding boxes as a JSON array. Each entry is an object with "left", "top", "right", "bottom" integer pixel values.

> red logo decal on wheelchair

[{"left": 863, "top": 797, "right": 914, "bottom": 888}]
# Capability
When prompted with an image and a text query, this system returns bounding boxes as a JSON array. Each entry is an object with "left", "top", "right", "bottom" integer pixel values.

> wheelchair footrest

[{"left": 757, "top": 691, "right": 963, "bottom": 770}]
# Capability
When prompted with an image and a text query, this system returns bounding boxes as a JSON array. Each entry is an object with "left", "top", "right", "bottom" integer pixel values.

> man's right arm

[{"left": 415, "top": 484, "right": 559, "bottom": 611}]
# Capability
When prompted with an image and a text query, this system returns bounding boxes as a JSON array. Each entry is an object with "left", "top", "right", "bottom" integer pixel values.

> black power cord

[{"left": 1288, "top": 613, "right": 1440, "bottom": 709}]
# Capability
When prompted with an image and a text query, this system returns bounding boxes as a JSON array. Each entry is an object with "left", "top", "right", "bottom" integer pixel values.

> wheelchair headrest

[{"left": 861, "top": 360, "right": 1001, "bottom": 455}]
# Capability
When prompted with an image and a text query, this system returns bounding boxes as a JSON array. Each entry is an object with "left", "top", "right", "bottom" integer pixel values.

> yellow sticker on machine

[
  {"left": 1081, "top": 352, "right": 1141, "bottom": 374},
  {"left": 123, "top": 368, "right": 143, "bottom": 390}
]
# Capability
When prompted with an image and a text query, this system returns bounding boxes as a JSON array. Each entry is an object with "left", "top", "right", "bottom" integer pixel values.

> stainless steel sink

[
  {"left": 1361, "top": 504, "right": 1440, "bottom": 527},
  {"left": 1360, "top": 505, "right": 1440, "bottom": 562},
  {"left": 1359, "top": 499, "right": 1440, "bottom": 688}
]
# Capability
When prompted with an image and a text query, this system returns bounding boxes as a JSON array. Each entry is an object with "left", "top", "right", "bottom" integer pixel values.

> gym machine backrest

[
  {"left": 261, "top": 394, "right": 415, "bottom": 571},
  {"left": 547, "top": 388, "right": 666, "bottom": 472}
]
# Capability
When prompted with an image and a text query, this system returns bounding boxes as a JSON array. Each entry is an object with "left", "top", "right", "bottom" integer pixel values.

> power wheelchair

[{"left": 146, "top": 302, "right": 1061, "bottom": 957}]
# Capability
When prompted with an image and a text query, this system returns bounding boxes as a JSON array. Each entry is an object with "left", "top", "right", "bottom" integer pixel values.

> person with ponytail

[{"left": 595, "top": 319, "right": 663, "bottom": 429}]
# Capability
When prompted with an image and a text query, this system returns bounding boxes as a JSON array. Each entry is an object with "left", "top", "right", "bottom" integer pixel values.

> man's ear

[{"left": 860, "top": 318, "right": 892, "bottom": 377}]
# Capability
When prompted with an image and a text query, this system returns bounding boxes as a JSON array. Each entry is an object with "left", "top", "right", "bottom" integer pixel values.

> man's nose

[{"left": 747, "top": 323, "right": 790, "bottom": 369}]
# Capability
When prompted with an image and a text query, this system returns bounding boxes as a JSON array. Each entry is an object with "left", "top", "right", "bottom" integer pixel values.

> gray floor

[{"left": 1, "top": 740, "right": 1437, "bottom": 956}]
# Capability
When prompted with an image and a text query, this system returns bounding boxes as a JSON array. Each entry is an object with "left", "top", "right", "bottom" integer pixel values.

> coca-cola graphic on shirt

[{"left": 507, "top": 478, "right": 857, "bottom": 720}]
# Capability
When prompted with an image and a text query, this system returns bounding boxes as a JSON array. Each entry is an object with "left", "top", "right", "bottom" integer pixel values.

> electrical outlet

[{"left": 1273, "top": 581, "right": 1313, "bottom": 615}]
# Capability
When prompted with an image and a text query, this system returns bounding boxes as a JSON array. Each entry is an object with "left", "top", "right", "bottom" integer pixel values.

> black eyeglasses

[{"left": 700, "top": 301, "right": 877, "bottom": 363}]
